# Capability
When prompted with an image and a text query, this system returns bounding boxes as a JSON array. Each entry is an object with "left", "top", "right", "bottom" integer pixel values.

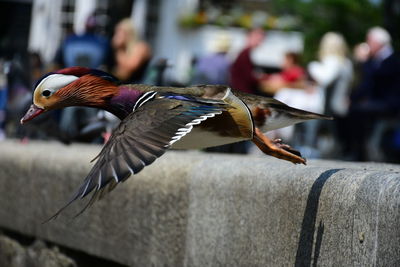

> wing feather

[{"left": 46, "top": 97, "right": 227, "bottom": 220}]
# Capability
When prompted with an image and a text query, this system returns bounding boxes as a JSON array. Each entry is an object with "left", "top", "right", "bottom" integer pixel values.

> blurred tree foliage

[{"left": 272, "top": 0, "right": 383, "bottom": 62}]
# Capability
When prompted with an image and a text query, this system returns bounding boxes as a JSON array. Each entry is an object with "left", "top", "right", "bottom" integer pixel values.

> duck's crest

[{"left": 34, "top": 67, "right": 120, "bottom": 89}]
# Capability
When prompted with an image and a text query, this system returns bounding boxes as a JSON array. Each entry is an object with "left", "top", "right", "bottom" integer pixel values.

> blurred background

[{"left": 1, "top": 0, "right": 400, "bottom": 163}]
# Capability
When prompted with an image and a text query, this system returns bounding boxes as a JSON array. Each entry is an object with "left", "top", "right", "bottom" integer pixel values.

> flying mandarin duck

[{"left": 21, "top": 67, "right": 331, "bottom": 217}]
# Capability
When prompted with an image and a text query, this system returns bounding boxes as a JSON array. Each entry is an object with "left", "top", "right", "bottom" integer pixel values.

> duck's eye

[{"left": 42, "top": 89, "right": 52, "bottom": 97}]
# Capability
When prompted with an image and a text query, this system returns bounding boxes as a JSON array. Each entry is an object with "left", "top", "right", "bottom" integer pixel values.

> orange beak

[{"left": 20, "top": 104, "right": 45, "bottom": 124}]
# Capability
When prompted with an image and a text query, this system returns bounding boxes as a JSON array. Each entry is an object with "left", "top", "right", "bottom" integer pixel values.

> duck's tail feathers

[
  {"left": 284, "top": 106, "right": 333, "bottom": 121},
  {"left": 254, "top": 100, "right": 333, "bottom": 133}
]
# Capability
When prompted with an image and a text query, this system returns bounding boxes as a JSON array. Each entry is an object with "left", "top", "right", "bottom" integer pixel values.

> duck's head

[{"left": 21, "top": 67, "right": 120, "bottom": 124}]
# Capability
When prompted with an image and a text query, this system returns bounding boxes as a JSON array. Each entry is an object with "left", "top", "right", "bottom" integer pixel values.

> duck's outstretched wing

[{"left": 46, "top": 97, "right": 226, "bottom": 220}]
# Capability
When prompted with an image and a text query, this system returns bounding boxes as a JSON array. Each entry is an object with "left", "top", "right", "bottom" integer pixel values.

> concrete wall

[
  {"left": 0, "top": 140, "right": 399, "bottom": 266},
  {"left": 0, "top": 234, "right": 77, "bottom": 267}
]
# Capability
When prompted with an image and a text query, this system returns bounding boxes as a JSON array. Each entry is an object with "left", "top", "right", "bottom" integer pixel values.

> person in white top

[
  {"left": 308, "top": 32, "right": 353, "bottom": 117},
  {"left": 271, "top": 32, "right": 353, "bottom": 158}
]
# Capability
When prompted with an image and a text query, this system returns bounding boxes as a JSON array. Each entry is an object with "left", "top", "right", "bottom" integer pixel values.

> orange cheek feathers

[{"left": 33, "top": 92, "right": 62, "bottom": 110}]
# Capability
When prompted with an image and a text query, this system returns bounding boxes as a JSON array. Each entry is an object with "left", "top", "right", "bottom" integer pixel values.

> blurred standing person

[
  {"left": 352, "top": 42, "right": 370, "bottom": 93},
  {"left": 260, "top": 52, "right": 306, "bottom": 96},
  {"left": 230, "top": 28, "right": 265, "bottom": 95},
  {"left": 112, "top": 18, "right": 152, "bottom": 83},
  {"left": 264, "top": 52, "right": 315, "bottom": 153},
  {"left": 192, "top": 32, "right": 232, "bottom": 85},
  {"left": 347, "top": 26, "right": 400, "bottom": 161},
  {"left": 54, "top": 15, "right": 112, "bottom": 142},
  {"left": 307, "top": 32, "right": 353, "bottom": 156},
  {"left": 308, "top": 32, "right": 353, "bottom": 117},
  {"left": 191, "top": 32, "right": 242, "bottom": 154},
  {"left": 351, "top": 27, "right": 398, "bottom": 108},
  {"left": 54, "top": 15, "right": 112, "bottom": 70},
  {"left": 209, "top": 28, "right": 265, "bottom": 154}
]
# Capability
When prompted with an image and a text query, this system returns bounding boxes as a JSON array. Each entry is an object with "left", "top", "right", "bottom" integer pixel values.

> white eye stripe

[{"left": 36, "top": 74, "right": 79, "bottom": 93}]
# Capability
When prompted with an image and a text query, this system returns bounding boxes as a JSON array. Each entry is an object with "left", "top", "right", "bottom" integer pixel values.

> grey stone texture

[
  {"left": 0, "top": 140, "right": 400, "bottom": 266},
  {"left": 0, "top": 235, "right": 76, "bottom": 267}
]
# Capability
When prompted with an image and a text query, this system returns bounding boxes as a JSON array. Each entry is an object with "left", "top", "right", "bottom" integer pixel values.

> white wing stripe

[
  {"left": 133, "top": 91, "right": 157, "bottom": 111},
  {"left": 168, "top": 111, "right": 222, "bottom": 145},
  {"left": 126, "top": 163, "right": 134, "bottom": 175},
  {"left": 111, "top": 165, "right": 119, "bottom": 183},
  {"left": 97, "top": 172, "right": 103, "bottom": 190},
  {"left": 80, "top": 180, "right": 92, "bottom": 199}
]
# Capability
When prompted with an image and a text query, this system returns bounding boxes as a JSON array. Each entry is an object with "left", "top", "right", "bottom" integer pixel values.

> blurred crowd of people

[
  {"left": 0, "top": 16, "right": 154, "bottom": 144},
  {"left": 192, "top": 26, "right": 400, "bottom": 162},
  {"left": 1, "top": 16, "right": 400, "bottom": 162}
]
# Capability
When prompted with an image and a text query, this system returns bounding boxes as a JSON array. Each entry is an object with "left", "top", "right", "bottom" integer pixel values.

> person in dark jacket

[{"left": 346, "top": 26, "right": 400, "bottom": 160}]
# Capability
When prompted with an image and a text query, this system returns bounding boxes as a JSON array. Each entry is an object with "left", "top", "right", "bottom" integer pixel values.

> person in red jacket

[{"left": 260, "top": 52, "right": 305, "bottom": 96}]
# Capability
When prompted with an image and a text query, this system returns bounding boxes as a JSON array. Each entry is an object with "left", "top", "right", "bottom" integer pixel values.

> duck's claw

[
  {"left": 272, "top": 138, "right": 303, "bottom": 158},
  {"left": 252, "top": 128, "right": 306, "bottom": 165}
]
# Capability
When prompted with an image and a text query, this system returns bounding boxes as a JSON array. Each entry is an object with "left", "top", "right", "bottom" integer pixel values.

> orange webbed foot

[{"left": 252, "top": 128, "right": 306, "bottom": 165}]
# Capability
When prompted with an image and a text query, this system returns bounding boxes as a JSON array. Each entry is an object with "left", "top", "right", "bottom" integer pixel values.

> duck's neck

[
  {"left": 106, "top": 86, "right": 145, "bottom": 119},
  {"left": 61, "top": 76, "right": 148, "bottom": 120}
]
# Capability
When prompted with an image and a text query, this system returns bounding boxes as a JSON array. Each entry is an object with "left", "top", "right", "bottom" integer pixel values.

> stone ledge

[
  {"left": 0, "top": 140, "right": 399, "bottom": 266},
  {"left": 0, "top": 234, "right": 77, "bottom": 267}
]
